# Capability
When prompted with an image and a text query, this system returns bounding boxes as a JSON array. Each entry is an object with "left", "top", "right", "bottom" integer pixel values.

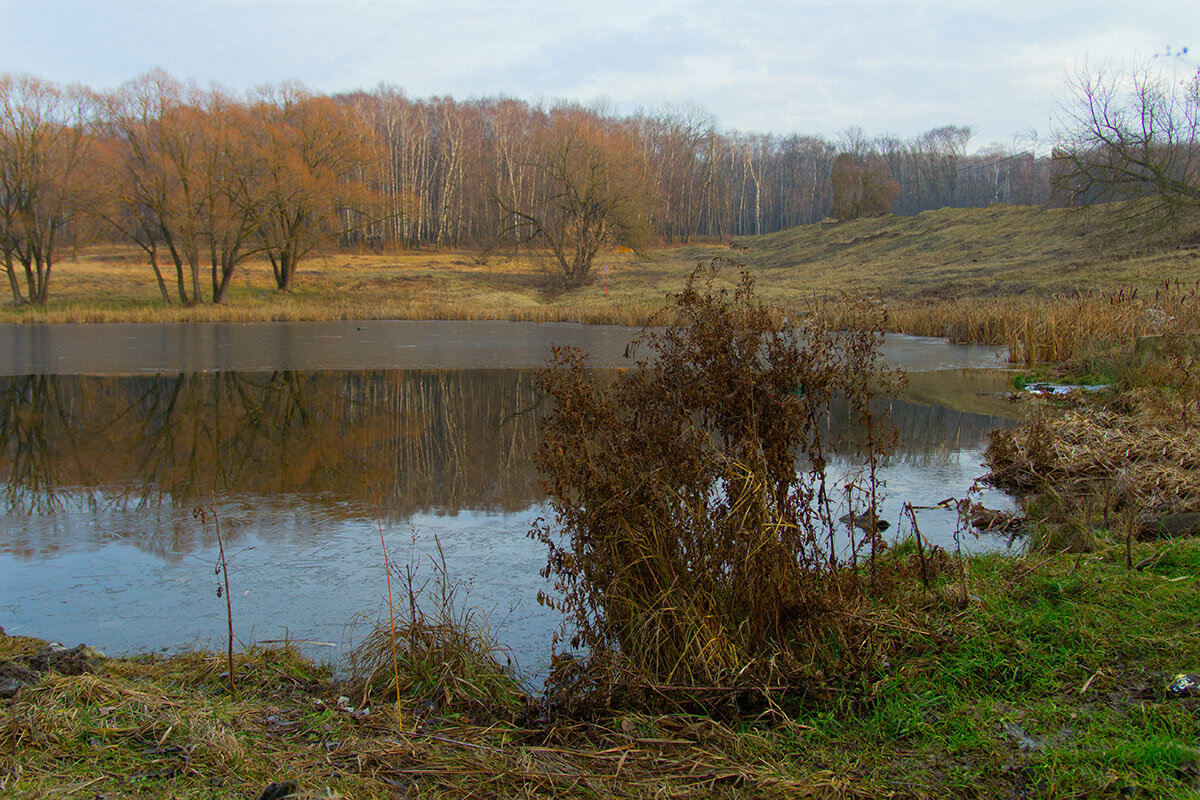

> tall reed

[
  {"left": 373, "top": 490, "right": 402, "bottom": 728},
  {"left": 878, "top": 280, "right": 1200, "bottom": 365},
  {"left": 194, "top": 503, "right": 236, "bottom": 698}
]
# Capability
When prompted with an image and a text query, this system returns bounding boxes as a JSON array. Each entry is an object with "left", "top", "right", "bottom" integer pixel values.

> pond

[{"left": 0, "top": 321, "right": 1020, "bottom": 679}]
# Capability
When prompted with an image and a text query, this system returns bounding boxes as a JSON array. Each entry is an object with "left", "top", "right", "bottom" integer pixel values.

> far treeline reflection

[{"left": 0, "top": 370, "right": 1011, "bottom": 517}]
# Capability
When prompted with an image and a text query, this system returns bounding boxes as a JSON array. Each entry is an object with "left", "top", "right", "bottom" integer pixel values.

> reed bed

[
  {"left": 988, "top": 401, "right": 1200, "bottom": 514},
  {"left": 879, "top": 280, "right": 1200, "bottom": 365},
  {"left": 986, "top": 344, "right": 1200, "bottom": 551}
]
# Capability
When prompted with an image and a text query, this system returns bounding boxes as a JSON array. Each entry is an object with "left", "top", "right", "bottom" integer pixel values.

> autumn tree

[
  {"left": 830, "top": 153, "right": 899, "bottom": 220},
  {"left": 498, "top": 107, "right": 654, "bottom": 287},
  {"left": 95, "top": 71, "right": 261, "bottom": 306},
  {"left": 1053, "top": 61, "right": 1200, "bottom": 219},
  {"left": 0, "top": 74, "right": 96, "bottom": 304},
  {"left": 197, "top": 90, "right": 261, "bottom": 303},
  {"left": 247, "top": 84, "right": 382, "bottom": 291},
  {"left": 97, "top": 71, "right": 216, "bottom": 305}
]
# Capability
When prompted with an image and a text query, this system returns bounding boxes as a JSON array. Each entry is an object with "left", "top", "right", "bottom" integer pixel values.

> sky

[{"left": 1, "top": 0, "right": 1196, "bottom": 151}]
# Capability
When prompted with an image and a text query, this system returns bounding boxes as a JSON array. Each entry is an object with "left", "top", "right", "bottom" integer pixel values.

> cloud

[{"left": 1, "top": 0, "right": 1197, "bottom": 147}]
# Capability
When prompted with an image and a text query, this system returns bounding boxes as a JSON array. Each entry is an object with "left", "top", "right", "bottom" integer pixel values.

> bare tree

[
  {"left": 499, "top": 107, "right": 654, "bottom": 288},
  {"left": 1053, "top": 60, "right": 1200, "bottom": 219},
  {"left": 0, "top": 74, "right": 95, "bottom": 304}
]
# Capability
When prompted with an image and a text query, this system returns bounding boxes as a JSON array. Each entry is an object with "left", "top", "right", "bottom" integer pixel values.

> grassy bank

[
  {"left": 6, "top": 204, "right": 1200, "bottom": 337},
  {"left": 4, "top": 264, "right": 1200, "bottom": 798},
  {"left": 3, "top": 538, "right": 1199, "bottom": 798},
  {"left": 742, "top": 203, "right": 1200, "bottom": 364},
  {"left": 739, "top": 203, "right": 1200, "bottom": 299}
]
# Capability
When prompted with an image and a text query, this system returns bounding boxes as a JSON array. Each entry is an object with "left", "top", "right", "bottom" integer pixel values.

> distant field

[
  {"left": 4, "top": 203, "right": 1199, "bottom": 328},
  {"left": 0, "top": 244, "right": 723, "bottom": 326}
]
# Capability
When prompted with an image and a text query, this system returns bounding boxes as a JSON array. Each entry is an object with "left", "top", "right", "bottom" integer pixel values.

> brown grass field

[
  {"left": 6, "top": 204, "right": 1197, "bottom": 322},
  {"left": 0, "top": 244, "right": 723, "bottom": 326},
  {"left": 6, "top": 203, "right": 1200, "bottom": 363}
]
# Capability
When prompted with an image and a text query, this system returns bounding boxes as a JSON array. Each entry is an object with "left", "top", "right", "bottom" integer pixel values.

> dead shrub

[{"left": 530, "top": 261, "right": 916, "bottom": 711}]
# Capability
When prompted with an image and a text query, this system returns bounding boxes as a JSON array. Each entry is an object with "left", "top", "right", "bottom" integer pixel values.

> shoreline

[{"left": 5, "top": 535, "right": 1199, "bottom": 798}]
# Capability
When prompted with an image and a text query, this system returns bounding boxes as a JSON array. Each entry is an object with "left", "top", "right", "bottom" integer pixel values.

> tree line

[
  {"left": 1, "top": 71, "right": 379, "bottom": 305},
  {"left": 2, "top": 69, "right": 1060, "bottom": 304},
  {"left": 345, "top": 90, "right": 1055, "bottom": 248}
]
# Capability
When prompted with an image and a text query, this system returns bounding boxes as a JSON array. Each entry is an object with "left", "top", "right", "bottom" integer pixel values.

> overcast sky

[{"left": 1, "top": 1, "right": 1195, "bottom": 150}]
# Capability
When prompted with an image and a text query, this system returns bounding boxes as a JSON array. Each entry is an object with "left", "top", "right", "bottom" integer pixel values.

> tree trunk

[
  {"left": 4, "top": 253, "right": 22, "bottom": 304},
  {"left": 149, "top": 245, "right": 171, "bottom": 305},
  {"left": 189, "top": 251, "right": 201, "bottom": 307},
  {"left": 34, "top": 256, "right": 51, "bottom": 305}
]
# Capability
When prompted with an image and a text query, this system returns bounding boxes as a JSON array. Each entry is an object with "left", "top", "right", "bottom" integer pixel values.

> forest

[{"left": 0, "top": 70, "right": 1055, "bottom": 304}]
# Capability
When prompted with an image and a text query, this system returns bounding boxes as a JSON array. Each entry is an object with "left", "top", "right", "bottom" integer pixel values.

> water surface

[
  {"left": 0, "top": 320, "right": 1007, "bottom": 374},
  {"left": 0, "top": 323, "right": 1019, "bottom": 677}
]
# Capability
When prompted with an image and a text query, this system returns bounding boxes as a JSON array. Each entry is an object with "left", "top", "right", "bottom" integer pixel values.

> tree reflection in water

[
  {"left": 0, "top": 370, "right": 544, "bottom": 548},
  {"left": 0, "top": 368, "right": 1019, "bottom": 664},
  {"left": 0, "top": 369, "right": 1014, "bottom": 559}
]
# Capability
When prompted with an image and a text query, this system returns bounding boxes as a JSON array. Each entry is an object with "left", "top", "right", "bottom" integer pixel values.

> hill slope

[{"left": 734, "top": 203, "right": 1200, "bottom": 301}]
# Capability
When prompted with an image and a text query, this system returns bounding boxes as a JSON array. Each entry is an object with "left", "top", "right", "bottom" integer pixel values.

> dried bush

[
  {"left": 531, "top": 261, "right": 909, "bottom": 709},
  {"left": 830, "top": 153, "right": 900, "bottom": 220}
]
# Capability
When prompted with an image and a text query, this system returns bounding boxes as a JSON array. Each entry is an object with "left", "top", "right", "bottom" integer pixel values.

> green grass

[
  {"left": 4, "top": 540, "right": 1199, "bottom": 798},
  {"left": 777, "top": 541, "right": 1200, "bottom": 798}
]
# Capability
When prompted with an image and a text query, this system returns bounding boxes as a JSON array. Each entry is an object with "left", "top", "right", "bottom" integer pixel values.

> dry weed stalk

[
  {"left": 373, "top": 489, "right": 403, "bottom": 728},
  {"left": 194, "top": 502, "right": 236, "bottom": 698}
]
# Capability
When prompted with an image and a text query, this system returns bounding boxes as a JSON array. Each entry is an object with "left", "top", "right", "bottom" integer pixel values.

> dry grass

[
  {"left": 739, "top": 203, "right": 1200, "bottom": 300},
  {"left": 348, "top": 586, "right": 526, "bottom": 724},
  {"left": 878, "top": 282, "right": 1200, "bottom": 364},
  {"left": 528, "top": 270, "right": 955, "bottom": 716},
  {"left": 755, "top": 203, "right": 1200, "bottom": 365},
  {"left": 2, "top": 244, "right": 724, "bottom": 326},
  {"left": 989, "top": 398, "right": 1200, "bottom": 511},
  {"left": 8, "top": 204, "right": 1200, "bottom": 341},
  {"left": 0, "top": 639, "right": 844, "bottom": 799},
  {"left": 986, "top": 353, "right": 1200, "bottom": 550}
]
